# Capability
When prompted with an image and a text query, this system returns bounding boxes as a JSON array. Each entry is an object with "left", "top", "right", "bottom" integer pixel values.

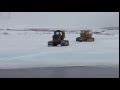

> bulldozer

[
  {"left": 76, "top": 30, "right": 94, "bottom": 42},
  {"left": 48, "top": 30, "right": 69, "bottom": 46}
]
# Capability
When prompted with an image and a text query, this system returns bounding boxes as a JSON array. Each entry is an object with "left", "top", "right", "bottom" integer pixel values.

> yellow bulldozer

[{"left": 76, "top": 30, "right": 95, "bottom": 42}]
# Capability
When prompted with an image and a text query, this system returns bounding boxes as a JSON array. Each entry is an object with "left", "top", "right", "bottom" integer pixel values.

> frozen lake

[{"left": 0, "top": 31, "right": 119, "bottom": 69}]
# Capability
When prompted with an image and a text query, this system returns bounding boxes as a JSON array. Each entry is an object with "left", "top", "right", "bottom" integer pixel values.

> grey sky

[{"left": 0, "top": 12, "right": 119, "bottom": 29}]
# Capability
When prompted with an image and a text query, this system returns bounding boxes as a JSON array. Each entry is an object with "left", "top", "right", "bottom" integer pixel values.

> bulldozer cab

[
  {"left": 80, "top": 30, "right": 92, "bottom": 36},
  {"left": 54, "top": 30, "right": 65, "bottom": 39}
]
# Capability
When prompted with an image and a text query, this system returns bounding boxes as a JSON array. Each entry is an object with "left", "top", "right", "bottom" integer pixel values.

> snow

[{"left": 0, "top": 30, "right": 119, "bottom": 69}]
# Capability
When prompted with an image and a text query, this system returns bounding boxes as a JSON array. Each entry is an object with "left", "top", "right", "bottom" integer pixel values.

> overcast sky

[{"left": 0, "top": 12, "right": 119, "bottom": 29}]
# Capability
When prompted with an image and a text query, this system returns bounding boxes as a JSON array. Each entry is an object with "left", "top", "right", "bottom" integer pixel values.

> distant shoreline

[{"left": 0, "top": 65, "right": 119, "bottom": 70}]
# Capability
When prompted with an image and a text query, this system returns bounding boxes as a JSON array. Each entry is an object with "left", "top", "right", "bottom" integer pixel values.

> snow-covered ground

[{"left": 0, "top": 30, "right": 119, "bottom": 69}]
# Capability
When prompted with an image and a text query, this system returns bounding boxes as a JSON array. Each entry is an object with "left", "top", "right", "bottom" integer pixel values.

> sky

[{"left": 0, "top": 12, "right": 119, "bottom": 29}]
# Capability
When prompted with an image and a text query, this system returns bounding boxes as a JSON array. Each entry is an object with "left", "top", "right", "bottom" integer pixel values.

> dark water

[{"left": 0, "top": 66, "right": 119, "bottom": 78}]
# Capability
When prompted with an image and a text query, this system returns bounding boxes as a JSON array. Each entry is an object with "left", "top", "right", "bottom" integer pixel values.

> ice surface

[{"left": 0, "top": 30, "right": 119, "bottom": 69}]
